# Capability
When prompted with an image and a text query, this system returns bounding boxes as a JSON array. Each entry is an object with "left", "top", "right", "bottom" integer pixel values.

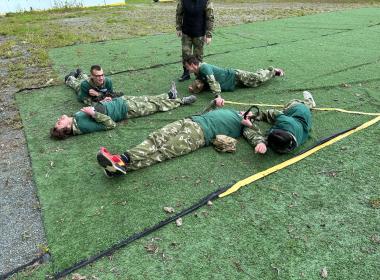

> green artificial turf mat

[{"left": 16, "top": 7, "right": 380, "bottom": 279}]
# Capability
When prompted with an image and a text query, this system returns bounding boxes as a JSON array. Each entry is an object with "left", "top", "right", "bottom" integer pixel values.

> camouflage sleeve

[
  {"left": 205, "top": 0, "right": 214, "bottom": 37},
  {"left": 176, "top": 0, "right": 183, "bottom": 31},
  {"left": 206, "top": 74, "right": 221, "bottom": 97},
  {"left": 83, "top": 97, "right": 94, "bottom": 106},
  {"left": 243, "top": 124, "right": 267, "bottom": 147},
  {"left": 93, "top": 112, "right": 116, "bottom": 130},
  {"left": 72, "top": 119, "right": 82, "bottom": 135},
  {"left": 256, "top": 109, "right": 283, "bottom": 124}
]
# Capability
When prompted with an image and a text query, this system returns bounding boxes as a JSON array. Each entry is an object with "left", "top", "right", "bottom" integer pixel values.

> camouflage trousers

[
  {"left": 123, "top": 94, "right": 183, "bottom": 118},
  {"left": 182, "top": 33, "right": 205, "bottom": 65},
  {"left": 65, "top": 72, "right": 89, "bottom": 94},
  {"left": 283, "top": 99, "right": 314, "bottom": 110},
  {"left": 235, "top": 67, "right": 275, "bottom": 88},
  {"left": 126, "top": 119, "right": 205, "bottom": 170}
]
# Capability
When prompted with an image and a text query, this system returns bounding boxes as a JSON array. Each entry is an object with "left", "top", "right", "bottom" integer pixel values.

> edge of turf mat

[{"left": 53, "top": 185, "right": 230, "bottom": 279}]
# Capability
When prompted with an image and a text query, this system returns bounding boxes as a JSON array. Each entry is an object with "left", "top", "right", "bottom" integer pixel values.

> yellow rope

[
  {"left": 224, "top": 100, "right": 380, "bottom": 116},
  {"left": 218, "top": 115, "right": 380, "bottom": 198}
]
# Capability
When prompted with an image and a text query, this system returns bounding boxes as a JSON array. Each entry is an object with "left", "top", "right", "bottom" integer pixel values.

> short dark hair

[
  {"left": 267, "top": 129, "right": 296, "bottom": 153},
  {"left": 90, "top": 65, "right": 102, "bottom": 73},
  {"left": 50, "top": 127, "right": 72, "bottom": 140},
  {"left": 185, "top": 55, "right": 200, "bottom": 66}
]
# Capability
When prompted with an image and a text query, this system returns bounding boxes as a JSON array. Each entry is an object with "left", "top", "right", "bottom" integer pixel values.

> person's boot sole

[{"left": 96, "top": 151, "right": 126, "bottom": 174}]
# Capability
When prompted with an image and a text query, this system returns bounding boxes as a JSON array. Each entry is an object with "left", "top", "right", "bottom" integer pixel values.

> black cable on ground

[
  {"left": 15, "top": 84, "right": 58, "bottom": 94},
  {"left": 0, "top": 254, "right": 49, "bottom": 280},
  {"left": 53, "top": 184, "right": 231, "bottom": 279},
  {"left": 294, "top": 125, "right": 359, "bottom": 157}
]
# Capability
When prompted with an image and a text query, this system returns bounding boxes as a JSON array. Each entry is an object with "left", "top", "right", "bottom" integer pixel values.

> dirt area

[{"left": 0, "top": 2, "right": 377, "bottom": 277}]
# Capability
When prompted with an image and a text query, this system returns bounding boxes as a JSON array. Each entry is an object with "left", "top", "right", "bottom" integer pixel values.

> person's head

[
  {"left": 90, "top": 65, "right": 105, "bottom": 86},
  {"left": 185, "top": 56, "right": 200, "bottom": 74},
  {"left": 267, "top": 129, "right": 296, "bottom": 153},
  {"left": 188, "top": 79, "right": 205, "bottom": 94},
  {"left": 50, "top": 115, "right": 73, "bottom": 140}
]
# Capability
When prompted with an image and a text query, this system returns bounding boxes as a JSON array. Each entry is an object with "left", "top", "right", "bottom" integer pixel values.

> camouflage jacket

[
  {"left": 176, "top": 0, "right": 214, "bottom": 38},
  {"left": 243, "top": 109, "right": 282, "bottom": 147}
]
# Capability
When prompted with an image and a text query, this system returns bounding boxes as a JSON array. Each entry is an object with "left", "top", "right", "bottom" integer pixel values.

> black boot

[{"left": 178, "top": 67, "right": 190, "bottom": 82}]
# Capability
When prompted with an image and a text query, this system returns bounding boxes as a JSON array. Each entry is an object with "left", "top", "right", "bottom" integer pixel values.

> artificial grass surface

[{"left": 16, "top": 8, "right": 379, "bottom": 279}]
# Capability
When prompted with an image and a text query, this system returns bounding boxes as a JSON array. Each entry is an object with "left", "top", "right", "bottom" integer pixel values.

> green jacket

[
  {"left": 78, "top": 77, "right": 113, "bottom": 105},
  {"left": 243, "top": 103, "right": 312, "bottom": 148},
  {"left": 270, "top": 104, "right": 312, "bottom": 146},
  {"left": 72, "top": 97, "right": 128, "bottom": 135},
  {"left": 198, "top": 63, "right": 236, "bottom": 97},
  {"left": 191, "top": 109, "right": 243, "bottom": 145}
]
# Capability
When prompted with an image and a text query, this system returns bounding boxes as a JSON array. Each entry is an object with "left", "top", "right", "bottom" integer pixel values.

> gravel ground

[
  {"left": 0, "top": 85, "right": 46, "bottom": 276},
  {"left": 0, "top": 2, "right": 378, "bottom": 277}
]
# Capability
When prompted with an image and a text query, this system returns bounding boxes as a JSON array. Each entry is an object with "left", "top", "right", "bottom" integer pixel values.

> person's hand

[
  {"left": 89, "top": 89, "right": 100, "bottom": 97},
  {"left": 255, "top": 142, "right": 267, "bottom": 154},
  {"left": 188, "top": 85, "right": 194, "bottom": 93},
  {"left": 241, "top": 118, "right": 253, "bottom": 128},
  {"left": 176, "top": 30, "right": 182, "bottom": 37},
  {"left": 101, "top": 96, "right": 112, "bottom": 102},
  {"left": 204, "top": 36, "right": 212, "bottom": 45},
  {"left": 240, "top": 111, "right": 253, "bottom": 119},
  {"left": 81, "top": 106, "right": 96, "bottom": 117},
  {"left": 214, "top": 97, "right": 224, "bottom": 107}
]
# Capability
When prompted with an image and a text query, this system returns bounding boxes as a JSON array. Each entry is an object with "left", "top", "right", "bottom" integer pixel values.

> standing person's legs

[
  {"left": 179, "top": 34, "right": 193, "bottom": 81},
  {"left": 192, "top": 36, "right": 205, "bottom": 63}
]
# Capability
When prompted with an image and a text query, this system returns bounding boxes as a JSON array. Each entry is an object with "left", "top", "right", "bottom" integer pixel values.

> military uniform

[
  {"left": 176, "top": 0, "right": 214, "bottom": 68},
  {"left": 243, "top": 99, "right": 314, "bottom": 149},
  {"left": 124, "top": 109, "right": 247, "bottom": 170},
  {"left": 72, "top": 94, "right": 184, "bottom": 135},
  {"left": 65, "top": 74, "right": 114, "bottom": 105},
  {"left": 197, "top": 63, "right": 277, "bottom": 98}
]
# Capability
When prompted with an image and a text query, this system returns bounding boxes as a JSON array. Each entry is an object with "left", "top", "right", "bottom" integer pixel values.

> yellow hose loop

[{"left": 224, "top": 100, "right": 380, "bottom": 116}]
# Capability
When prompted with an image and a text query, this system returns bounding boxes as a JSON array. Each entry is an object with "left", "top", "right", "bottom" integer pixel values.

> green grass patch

[{"left": 15, "top": 7, "right": 380, "bottom": 280}]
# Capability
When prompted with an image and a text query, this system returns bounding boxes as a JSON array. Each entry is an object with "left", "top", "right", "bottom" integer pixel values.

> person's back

[
  {"left": 191, "top": 109, "right": 242, "bottom": 145},
  {"left": 199, "top": 63, "right": 236, "bottom": 92},
  {"left": 271, "top": 104, "right": 312, "bottom": 146},
  {"left": 182, "top": 0, "right": 208, "bottom": 37}
]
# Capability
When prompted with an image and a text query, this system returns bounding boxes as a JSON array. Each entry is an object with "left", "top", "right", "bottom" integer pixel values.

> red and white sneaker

[
  {"left": 97, "top": 147, "right": 127, "bottom": 175},
  {"left": 274, "top": 68, "right": 285, "bottom": 77}
]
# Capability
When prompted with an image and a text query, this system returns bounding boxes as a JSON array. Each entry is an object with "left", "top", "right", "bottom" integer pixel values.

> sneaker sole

[
  {"left": 103, "top": 168, "right": 124, "bottom": 178},
  {"left": 97, "top": 152, "right": 127, "bottom": 174}
]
